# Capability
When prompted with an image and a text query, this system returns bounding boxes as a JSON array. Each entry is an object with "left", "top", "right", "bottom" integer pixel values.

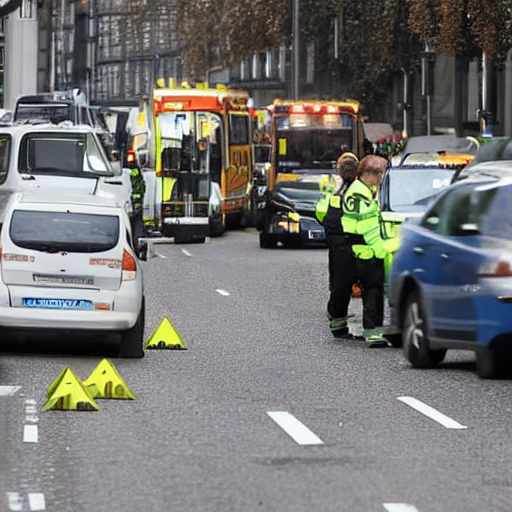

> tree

[
  {"left": 334, "top": 0, "right": 421, "bottom": 113},
  {"left": 409, "top": 0, "right": 512, "bottom": 64}
]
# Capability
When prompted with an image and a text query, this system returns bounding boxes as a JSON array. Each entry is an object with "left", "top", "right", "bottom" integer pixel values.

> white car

[
  {"left": 0, "top": 123, "right": 133, "bottom": 227},
  {"left": 0, "top": 191, "right": 145, "bottom": 357}
]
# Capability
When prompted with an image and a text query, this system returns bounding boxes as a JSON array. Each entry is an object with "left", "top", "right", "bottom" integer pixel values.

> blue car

[{"left": 389, "top": 173, "right": 512, "bottom": 378}]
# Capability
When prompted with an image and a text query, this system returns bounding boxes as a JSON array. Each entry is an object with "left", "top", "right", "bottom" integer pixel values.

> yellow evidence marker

[
  {"left": 83, "top": 359, "right": 136, "bottom": 399},
  {"left": 144, "top": 317, "right": 187, "bottom": 350},
  {"left": 42, "top": 368, "right": 99, "bottom": 411}
]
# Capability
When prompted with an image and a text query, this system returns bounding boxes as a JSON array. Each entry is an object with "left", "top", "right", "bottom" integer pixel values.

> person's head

[
  {"left": 337, "top": 158, "right": 359, "bottom": 186},
  {"left": 336, "top": 152, "right": 359, "bottom": 170},
  {"left": 356, "top": 155, "right": 387, "bottom": 189}
]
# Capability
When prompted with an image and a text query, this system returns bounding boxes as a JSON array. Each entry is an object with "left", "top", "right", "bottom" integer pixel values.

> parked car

[
  {"left": 379, "top": 158, "right": 458, "bottom": 224},
  {"left": 396, "top": 135, "right": 479, "bottom": 166},
  {"left": 0, "top": 191, "right": 145, "bottom": 357},
  {"left": 389, "top": 171, "right": 512, "bottom": 378},
  {"left": 451, "top": 138, "right": 512, "bottom": 182}
]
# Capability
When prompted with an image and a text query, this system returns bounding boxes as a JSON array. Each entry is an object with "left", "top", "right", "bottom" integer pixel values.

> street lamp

[{"left": 421, "top": 42, "right": 436, "bottom": 136}]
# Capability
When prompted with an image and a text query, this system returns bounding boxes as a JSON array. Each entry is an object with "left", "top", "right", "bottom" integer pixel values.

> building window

[{"left": 306, "top": 42, "right": 315, "bottom": 84}]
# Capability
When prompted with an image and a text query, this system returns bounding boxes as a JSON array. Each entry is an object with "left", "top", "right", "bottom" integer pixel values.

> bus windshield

[
  {"left": 274, "top": 113, "right": 354, "bottom": 172},
  {"left": 157, "top": 111, "right": 223, "bottom": 182}
]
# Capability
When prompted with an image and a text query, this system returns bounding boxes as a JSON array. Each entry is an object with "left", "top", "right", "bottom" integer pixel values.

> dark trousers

[{"left": 328, "top": 248, "right": 384, "bottom": 330}]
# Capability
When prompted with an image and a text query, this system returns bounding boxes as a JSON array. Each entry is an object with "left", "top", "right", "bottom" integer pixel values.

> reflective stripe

[
  {"left": 329, "top": 195, "right": 341, "bottom": 208},
  {"left": 342, "top": 179, "right": 398, "bottom": 259}
]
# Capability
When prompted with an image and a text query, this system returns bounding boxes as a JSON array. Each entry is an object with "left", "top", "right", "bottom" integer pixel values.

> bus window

[{"left": 229, "top": 114, "right": 249, "bottom": 145}]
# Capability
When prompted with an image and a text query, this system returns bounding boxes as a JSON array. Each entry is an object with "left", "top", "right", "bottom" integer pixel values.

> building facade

[{"left": 3, "top": 1, "right": 512, "bottom": 138}]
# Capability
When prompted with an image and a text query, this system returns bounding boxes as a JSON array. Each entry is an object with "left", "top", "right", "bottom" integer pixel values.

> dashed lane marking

[
  {"left": 181, "top": 249, "right": 193, "bottom": 257},
  {"left": 6, "top": 492, "right": 46, "bottom": 511},
  {"left": 267, "top": 411, "right": 324, "bottom": 445},
  {"left": 0, "top": 386, "right": 21, "bottom": 396},
  {"left": 6, "top": 492, "right": 22, "bottom": 511},
  {"left": 383, "top": 504, "right": 420, "bottom": 512},
  {"left": 23, "top": 425, "right": 38, "bottom": 443},
  {"left": 28, "top": 493, "right": 46, "bottom": 511},
  {"left": 215, "top": 289, "right": 230, "bottom": 296},
  {"left": 397, "top": 396, "right": 467, "bottom": 429}
]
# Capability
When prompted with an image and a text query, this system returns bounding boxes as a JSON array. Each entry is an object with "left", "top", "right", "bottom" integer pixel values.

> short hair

[
  {"left": 337, "top": 158, "right": 358, "bottom": 183},
  {"left": 336, "top": 152, "right": 359, "bottom": 168},
  {"left": 356, "top": 155, "right": 387, "bottom": 178}
]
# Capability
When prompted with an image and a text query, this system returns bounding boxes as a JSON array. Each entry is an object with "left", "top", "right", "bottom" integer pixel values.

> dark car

[
  {"left": 398, "top": 135, "right": 479, "bottom": 166},
  {"left": 389, "top": 171, "right": 512, "bottom": 378},
  {"left": 452, "top": 138, "right": 512, "bottom": 182},
  {"left": 259, "top": 172, "right": 330, "bottom": 248}
]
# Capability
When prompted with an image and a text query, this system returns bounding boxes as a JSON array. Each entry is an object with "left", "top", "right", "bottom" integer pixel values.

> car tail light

[
  {"left": 122, "top": 249, "right": 137, "bottom": 281},
  {"left": 126, "top": 150, "right": 136, "bottom": 164},
  {"left": 478, "top": 260, "right": 512, "bottom": 277}
]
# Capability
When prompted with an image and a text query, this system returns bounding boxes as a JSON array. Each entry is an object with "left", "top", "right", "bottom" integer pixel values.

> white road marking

[
  {"left": 267, "top": 411, "right": 324, "bottom": 445},
  {"left": 181, "top": 249, "right": 193, "bottom": 257},
  {"left": 0, "top": 386, "right": 21, "bottom": 396},
  {"left": 216, "top": 289, "right": 230, "bottom": 296},
  {"left": 28, "top": 493, "right": 46, "bottom": 511},
  {"left": 383, "top": 504, "right": 420, "bottom": 512},
  {"left": 6, "top": 492, "right": 22, "bottom": 511},
  {"left": 398, "top": 396, "right": 467, "bottom": 429},
  {"left": 23, "top": 425, "right": 38, "bottom": 443},
  {"left": 154, "top": 251, "right": 167, "bottom": 258}
]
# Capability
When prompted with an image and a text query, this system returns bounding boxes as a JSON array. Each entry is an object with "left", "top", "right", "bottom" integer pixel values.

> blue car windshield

[{"left": 389, "top": 168, "right": 456, "bottom": 213}]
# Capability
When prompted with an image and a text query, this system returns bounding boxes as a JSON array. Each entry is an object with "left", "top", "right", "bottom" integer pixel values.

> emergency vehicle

[
  {"left": 256, "top": 99, "right": 367, "bottom": 247},
  {"left": 142, "top": 82, "right": 254, "bottom": 243}
]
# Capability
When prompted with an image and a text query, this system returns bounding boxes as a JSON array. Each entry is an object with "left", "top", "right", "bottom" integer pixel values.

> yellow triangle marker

[
  {"left": 83, "top": 359, "right": 136, "bottom": 399},
  {"left": 42, "top": 368, "right": 99, "bottom": 411},
  {"left": 144, "top": 317, "right": 187, "bottom": 350}
]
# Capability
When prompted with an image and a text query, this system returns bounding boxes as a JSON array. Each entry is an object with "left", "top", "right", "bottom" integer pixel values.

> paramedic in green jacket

[
  {"left": 340, "top": 155, "right": 400, "bottom": 347},
  {"left": 315, "top": 154, "right": 359, "bottom": 338}
]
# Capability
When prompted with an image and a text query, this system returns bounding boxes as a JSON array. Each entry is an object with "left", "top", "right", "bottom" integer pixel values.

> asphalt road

[{"left": 1, "top": 228, "right": 511, "bottom": 512}]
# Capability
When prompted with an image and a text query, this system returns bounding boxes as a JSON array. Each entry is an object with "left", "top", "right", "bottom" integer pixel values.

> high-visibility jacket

[
  {"left": 315, "top": 176, "right": 343, "bottom": 224},
  {"left": 341, "top": 179, "right": 399, "bottom": 259},
  {"left": 315, "top": 192, "right": 331, "bottom": 224}
]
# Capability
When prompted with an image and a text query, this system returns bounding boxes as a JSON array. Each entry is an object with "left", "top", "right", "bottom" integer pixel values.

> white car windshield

[{"left": 19, "top": 132, "right": 113, "bottom": 177}]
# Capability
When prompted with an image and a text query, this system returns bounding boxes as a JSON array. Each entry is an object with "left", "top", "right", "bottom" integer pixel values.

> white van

[
  {"left": 0, "top": 123, "right": 133, "bottom": 230},
  {"left": 0, "top": 191, "right": 145, "bottom": 357}
]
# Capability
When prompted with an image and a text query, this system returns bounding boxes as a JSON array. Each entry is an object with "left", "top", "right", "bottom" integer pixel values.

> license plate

[
  {"left": 22, "top": 298, "right": 93, "bottom": 310},
  {"left": 308, "top": 230, "right": 324, "bottom": 240},
  {"left": 33, "top": 274, "right": 94, "bottom": 285}
]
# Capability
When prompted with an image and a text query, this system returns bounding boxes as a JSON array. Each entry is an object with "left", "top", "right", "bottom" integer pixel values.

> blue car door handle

[
  {"left": 440, "top": 253, "right": 449, "bottom": 259},
  {"left": 413, "top": 246, "right": 424, "bottom": 254}
]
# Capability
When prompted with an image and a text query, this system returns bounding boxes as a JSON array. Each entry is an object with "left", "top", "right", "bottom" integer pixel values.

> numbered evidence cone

[
  {"left": 144, "top": 317, "right": 187, "bottom": 350},
  {"left": 42, "top": 367, "right": 99, "bottom": 411},
  {"left": 83, "top": 359, "right": 136, "bottom": 400}
]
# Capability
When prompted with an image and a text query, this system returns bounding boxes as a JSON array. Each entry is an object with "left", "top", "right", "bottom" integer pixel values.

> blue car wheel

[{"left": 403, "top": 291, "right": 446, "bottom": 368}]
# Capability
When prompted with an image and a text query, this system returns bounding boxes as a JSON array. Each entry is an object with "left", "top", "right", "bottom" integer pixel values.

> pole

[
  {"left": 402, "top": 71, "right": 408, "bottom": 138},
  {"left": 292, "top": 0, "right": 299, "bottom": 100},
  {"left": 421, "top": 41, "right": 435, "bottom": 136}
]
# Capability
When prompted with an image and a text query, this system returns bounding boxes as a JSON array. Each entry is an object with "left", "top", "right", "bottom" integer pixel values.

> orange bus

[{"left": 149, "top": 83, "right": 254, "bottom": 242}]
